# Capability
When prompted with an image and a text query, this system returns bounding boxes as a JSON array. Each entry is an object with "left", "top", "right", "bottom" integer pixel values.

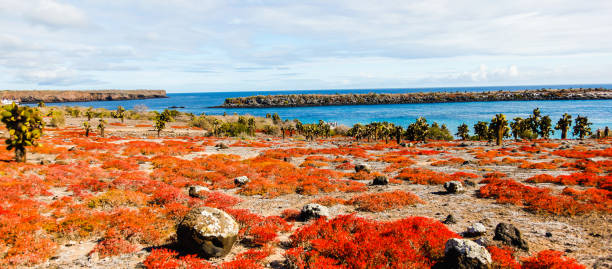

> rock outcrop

[
  {"left": 216, "top": 88, "right": 612, "bottom": 108},
  {"left": 0, "top": 90, "right": 167, "bottom": 104}
]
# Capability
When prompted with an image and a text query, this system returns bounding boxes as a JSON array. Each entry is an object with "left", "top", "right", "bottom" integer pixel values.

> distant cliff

[
  {"left": 216, "top": 88, "right": 612, "bottom": 108},
  {"left": 0, "top": 90, "right": 167, "bottom": 103}
]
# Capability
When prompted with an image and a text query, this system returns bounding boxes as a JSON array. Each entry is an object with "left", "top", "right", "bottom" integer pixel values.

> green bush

[{"left": 48, "top": 110, "right": 66, "bottom": 127}]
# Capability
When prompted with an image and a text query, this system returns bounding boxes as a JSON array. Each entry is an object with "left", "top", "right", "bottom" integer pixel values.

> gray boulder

[
  {"left": 493, "top": 223, "right": 529, "bottom": 250},
  {"left": 444, "top": 238, "right": 492, "bottom": 269},
  {"left": 234, "top": 176, "right": 250, "bottom": 186},
  {"left": 354, "top": 163, "right": 371, "bottom": 173},
  {"left": 300, "top": 203, "right": 330, "bottom": 221},
  {"left": 176, "top": 207, "right": 239, "bottom": 258},
  {"left": 444, "top": 181, "right": 465, "bottom": 194},
  {"left": 466, "top": 223, "right": 487, "bottom": 237}
]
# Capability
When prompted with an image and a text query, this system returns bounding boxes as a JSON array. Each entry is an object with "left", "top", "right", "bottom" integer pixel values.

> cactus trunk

[{"left": 15, "top": 146, "right": 26, "bottom": 162}]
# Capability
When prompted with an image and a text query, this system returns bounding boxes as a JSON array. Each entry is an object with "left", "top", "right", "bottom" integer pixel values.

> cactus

[
  {"left": 154, "top": 109, "right": 174, "bottom": 137},
  {"left": 85, "top": 108, "right": 95, "bottom": 121},
  {"left": 473, "top": 121, "right": 490, "bottom": 141},
  {"left": 572, "top": 115, "right": 592, "bottom": 139},
  {"left": 489, "top": 114, "right": 510, "bottom": 146},
  {"left": 555, "top": 113, "right": 572, "bottom": 139},
  {"left": 0, "top": 104, "right": 44, "bottom": 162},
  {"left": 538, "top": 115, "right": 554, "bottom": 139},
  {"left": 111, "top": 106, "right": 126, "bottom": 123},
  {"left": 455, "top": 123, "right": 470, "bottom": 140},
  {"left": 405, "top": 117, "right": 429, "bottom": 142},
  {"left": 83, "top": 121, "right": 92, "bottom": 137},
  {"left": 97, "top": 119, "right": 107, "bottom": 137}
]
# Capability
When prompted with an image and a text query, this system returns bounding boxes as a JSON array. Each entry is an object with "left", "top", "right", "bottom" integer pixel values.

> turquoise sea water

[{"left": 40, "top": 84, "right": 612, "bottom": 138}]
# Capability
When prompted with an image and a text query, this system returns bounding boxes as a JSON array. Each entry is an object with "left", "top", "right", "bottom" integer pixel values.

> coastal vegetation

[
  {"left": 0, "top": 103, "right": 608, "bottom": 268},
  {"left": 218, "top": 88, "right": 612, "bottom": 108}
]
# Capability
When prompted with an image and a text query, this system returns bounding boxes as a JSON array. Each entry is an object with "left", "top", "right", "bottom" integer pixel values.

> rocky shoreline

[
  {"left": 216, "top": 88, "right": 612, "bottom": 108},
  {"left": 0, "top": 89, "right": 167, "bottom": 104}
]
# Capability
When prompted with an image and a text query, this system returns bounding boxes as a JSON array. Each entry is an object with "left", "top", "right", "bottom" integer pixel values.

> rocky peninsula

[
  {"left": 216, "top": 88, "right": 612, "bottom": 108},
  {"left": 0, "top": 89, "right": 167, "bottom": 104}
]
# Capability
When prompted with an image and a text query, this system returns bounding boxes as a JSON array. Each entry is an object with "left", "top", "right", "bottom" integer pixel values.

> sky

[{"left": 0, "top": 0, "right": 611, "bottom": 93}]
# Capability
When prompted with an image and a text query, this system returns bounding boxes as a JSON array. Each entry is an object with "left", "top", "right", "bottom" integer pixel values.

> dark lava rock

[
  {"left": 443, "top": 214, "right": 457, "bottom": 224},
  {"left": 493, "top": 223, "right": 529, "bottom": 251},
  {"left": 371, "top": 175, "right": 389, "bottom": 185}
]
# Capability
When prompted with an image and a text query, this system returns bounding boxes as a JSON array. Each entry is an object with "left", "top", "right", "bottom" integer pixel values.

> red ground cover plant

[
  {"left": 487, "top": 246, "right": 520, "bottom": 269},
  {"left": 553, "top": 147, "right": 612, "bottom": 159},
  {"left": 286, "top": 214, "right": 459, "bottom": 268},
  {"left": 479, "top": 178, "right": 611, "bottom": 215},
  {"left": 430, "top": 157, "right": 466, "bottom": 166},
  {"left": 310, "top": 196, "right": 347, "bottom": 207},
  {"left": 521, "top": 250, "right": 586, "bottom": 269},
  {"left": 396, "top": 167, "right": 454, "bottom": 184},
  {"left": 526, "top": 172, "right": 611, "bottom": 188},
  {"left": 237, "top": 157, "right": 364, "bottom": 197},
  {"left": 224, "top": 209, "right": 292, "bottom": 246},
  {"left": 347, "top": 190, "right": 424, "bottom": 212}
]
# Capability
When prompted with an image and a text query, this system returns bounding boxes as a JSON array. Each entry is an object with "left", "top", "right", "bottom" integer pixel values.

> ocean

[{"left": 40, "top": 84, "right": 612, "bottom": 138}]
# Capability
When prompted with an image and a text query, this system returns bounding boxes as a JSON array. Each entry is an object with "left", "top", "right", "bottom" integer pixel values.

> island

[
  {"left": 215, "top": 88, "right": 612, "bottom": 108},
  {"left": 0, "top": 89, "right": 167, "bottom": 104}
]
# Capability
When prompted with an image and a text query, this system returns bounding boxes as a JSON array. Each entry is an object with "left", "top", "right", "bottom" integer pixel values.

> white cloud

[
  {"left": 0, "top": 0, "right": 611, "bottom": 90},
  {"left": 423, "top": 64, "right": 522, "bottom": 83},
  {"left": 26, "top": 0, "right": 88, "bottom": 28}
]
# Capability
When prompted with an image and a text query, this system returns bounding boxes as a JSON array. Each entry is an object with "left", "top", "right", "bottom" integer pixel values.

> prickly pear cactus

[
  {"left": 111, "top": 106, "right": 126, "bottom": 123},
  {"left": 0, "top": 104, "right": 44, "bottom": 162}
]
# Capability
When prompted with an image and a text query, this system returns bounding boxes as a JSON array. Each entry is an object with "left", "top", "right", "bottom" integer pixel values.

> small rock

[
  {"left": 466, "top": 223, "right": 487, "bottom": 237},
  {"left": 283, "top": 157, "right": 292, "bottom": 162},
  {"left": 461, "top": 160, "right": 470, "bottom": 165},
  {"left": 493, "top": 223, "right": 529, "bottom": 251},
  {"left": 444, "top": 181, "right": 465, "bottom": 194},
  {"left": 300, "top": 203, "right": 330, "bottom": 221},
  {"left": 464, "top": 180, "right": 476, "bottom": 187},
  {"left": 188, "top": 186, "right": 210, "bottom": 198},
  {"left": 545, "top": 232, "right": 552, "bottom": 238},
  {"left": 176, "top": 207, "right": 239, "bottom": 258},
  {"left": 234, "top": 176, "right": 250, "bottom": 186},
  {"left": 443, "top": 214, "right": 457, "bottom": 224},
  {"left": 371, "top": 175, "right": 388, "bottom": 185},
  {"left": 354, "top": 163, "right": 370, "bottom": 173},
  {"left": 216, "top": 143, "right": 229, "bottom": 149},
  {"left": 40, "top": 159, "right": 51, "bottom": 165},
  {"left": 443, "top": 238, "right": 492, "bottom": 269}
]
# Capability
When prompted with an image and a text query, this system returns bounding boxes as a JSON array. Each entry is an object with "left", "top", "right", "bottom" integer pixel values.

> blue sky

[{"left": 1, "top": 0, "right": 611, "bottom": 92}]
